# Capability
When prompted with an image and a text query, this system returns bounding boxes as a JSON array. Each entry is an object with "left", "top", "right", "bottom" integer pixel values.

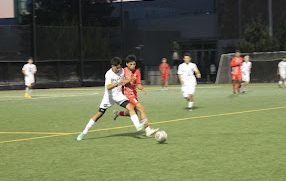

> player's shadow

[
  {"left": 86, "top": 131, "right": 147, "bottom": 140},
  {"left": 184, "top": 106, "right": 201, "bottom": 110}
]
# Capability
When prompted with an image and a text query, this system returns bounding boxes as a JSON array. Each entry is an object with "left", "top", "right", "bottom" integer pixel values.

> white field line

[{"left": 0, "top": 92, "right": 99, "bottom": 101}]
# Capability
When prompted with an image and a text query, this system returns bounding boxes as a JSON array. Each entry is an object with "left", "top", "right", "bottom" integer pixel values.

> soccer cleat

[
  {"left": 188, "top": 108, "right": 193, "bottom": 111},
  {"left": 113, "top": 110, "right": 119, "bottom": 120},
  {"left": 24, "top": 93, "right": 32, "bottom": 99},
  {"left": 136, "top": 120, "right": 147, "bottom": 131},
  {"left": 145, "top": 128, "right": 160, "bottom": 137},
  {"left": 76, "top": 132, "right": 87, "bottom": 141},
  {"left": 136, "top": 123, "right": 145, "bottom": 131}
]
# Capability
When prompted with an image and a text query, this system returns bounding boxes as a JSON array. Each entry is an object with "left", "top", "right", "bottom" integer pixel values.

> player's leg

[
  {"left": 278, "top": 75, "right": 283, "bottom": 87},
  {"left": 231, "top": 75, "right": 237, "bottom": 94},
  {"left": 121, "top": 101, "right": 145, "bottom": 131},
  {"left": 186, "top": 94, "right": 194, "bottom": 111},
  {"left": 243, "top": 76, "right": 250, "bottom": 92},
  {"left": 113, "top": 109, "right": 129, "bottom": 120},
  {"left": 25, "top": 76, "right": 35, "bottom": 98},
  {"left": 135, "top": 103, "right": 159, "bottom": 136},
  {"left": 76, "top": 94, "right": 111, "bottom": 141},
  {"left": 76, "top": 108, "right": 106, "bottom": 141},
  {"left": 183, "top": 85, "right": 195, "bottom": 111},
  {"left": 164, "top": 76, "right": 169, "bottom": 89},
  {"left": 27, "top": 84, "right": 34, "bottom": 98},
  {"left": 278, "top": 74, "right": 286, "bottom": 87},
  {"left": 24, "top": 77, "right": 31, "bottom": 98}
]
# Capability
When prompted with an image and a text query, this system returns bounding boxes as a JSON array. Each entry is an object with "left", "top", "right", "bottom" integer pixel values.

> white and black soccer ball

[{"left": 155, "top": 130, "right": 167, "bottom": 143}]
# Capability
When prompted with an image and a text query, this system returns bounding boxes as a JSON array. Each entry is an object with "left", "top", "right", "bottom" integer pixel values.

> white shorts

[
  {"left": 242, "top": 73, "right": 250, "bottom": 82},
  {"left": 181, "top": 84, "right": 196, "bottom": 98},
  {"left": 280, "top": 74, "right": 286, "bottom": 79},
  {"left": 99, "top": 92, "right": 128, "bottom": 109},
  {"left": 25, "top": 76, "right": 35, "bottom": 86}
]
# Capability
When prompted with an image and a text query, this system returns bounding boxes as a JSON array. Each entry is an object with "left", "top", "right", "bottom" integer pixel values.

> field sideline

[{"left": 1, "top": 84, "right": 286, "bottom": 180}]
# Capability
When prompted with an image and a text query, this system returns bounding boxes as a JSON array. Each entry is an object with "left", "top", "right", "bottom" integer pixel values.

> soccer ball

[{"left": 155, "top": 130, "right": 167, "bottom": 143}]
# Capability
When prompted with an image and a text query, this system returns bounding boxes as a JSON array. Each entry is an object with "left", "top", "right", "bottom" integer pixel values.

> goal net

[{"left": 215, "top": 51, "right": 286, "bottom": 84}]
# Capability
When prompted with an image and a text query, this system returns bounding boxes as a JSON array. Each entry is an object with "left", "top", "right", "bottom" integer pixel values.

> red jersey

[
  {"left": 230, "top": 57, "right": 243, "bottom": 75},
  {"left": 123, "top": 67, "right": 141, "bottom": 98},
  {"left": 159, "top": 63, "right": 170, "bottom": 75}
]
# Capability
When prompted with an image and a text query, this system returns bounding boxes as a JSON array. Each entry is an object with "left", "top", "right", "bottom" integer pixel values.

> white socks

[
  {"left": 83, "top": 119, "right": 96, "bottom": 134},
  {"left": 188, "top": 102, "right": 194, "bottom": 109},
  {"left": 25, "top": 87, "right": 32, "bottom": 95},
  {"left": 130, "top": 114, "right": 141, "bottom": 129}
]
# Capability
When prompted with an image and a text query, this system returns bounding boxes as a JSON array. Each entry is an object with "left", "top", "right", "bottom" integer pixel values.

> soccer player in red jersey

[
  {"left": 159, "top": 58, "right": 171, "bottom": 89},
  {"left": 230, "top": 50, "right": 243, "bottom": 94},
  {"left": 114, "top": 55, "right": 159, "bottom": 137}
]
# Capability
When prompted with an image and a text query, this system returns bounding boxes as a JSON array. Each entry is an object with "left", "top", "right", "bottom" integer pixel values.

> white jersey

[
  {"left": 22, "top": 63, "right": 37, "bottom": 86},
  {"left": 241, "top": 62, "right": 252, "bottom": 74},
  {"left": 177, "top": 62, "right": 198, "bottom": 85},
  {"left": 104, "top": 68, "right": 125, "bottom": 97},
  {"left": 99, "top": 68, "right": 128, "bottom": 109},
  {"left": 278, "top": 61, "right": 286, "bottom": 75},
  {"left": 22, "top": 63, "right": 37, "bottom": 77}
]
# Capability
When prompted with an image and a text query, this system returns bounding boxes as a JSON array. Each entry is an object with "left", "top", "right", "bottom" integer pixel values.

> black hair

[
  {"left": 125, "top": 55, "right": 137, "bottom": 63},
  {"left": 110, "top": 57, "right": 122, "bottom": 66},
  {"left": 183, "top": 52, "right": 192, "bottom": 58}
]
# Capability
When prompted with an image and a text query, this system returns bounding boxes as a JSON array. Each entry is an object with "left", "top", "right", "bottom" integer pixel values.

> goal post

[{"left": 215, "top": 51, "right": 286, "bottom": 84}]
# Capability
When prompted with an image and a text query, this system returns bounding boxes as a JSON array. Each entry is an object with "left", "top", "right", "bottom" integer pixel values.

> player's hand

[
  {"left": 196, "top": 74, "right": 201, "bottom": 78},
  {"left": 133, "top": 75, "right": 137, "bottom": 81}
]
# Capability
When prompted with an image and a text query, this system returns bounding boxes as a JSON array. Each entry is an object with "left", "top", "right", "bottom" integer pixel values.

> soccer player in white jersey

[
  {"left": 177, "top": 53, "right": 201, "bottom": 111},
  {"left": 241, "top": 55, "right": 252, "bottom": 93},
  {"left": 278, "top": 57, "right": 286, "bottom": 87},
  {"left": 22, "top": 57, "right": 37, "bottom": 99},
  {"left": 76, "top": 57, "right": 145, "bottom": 141}
]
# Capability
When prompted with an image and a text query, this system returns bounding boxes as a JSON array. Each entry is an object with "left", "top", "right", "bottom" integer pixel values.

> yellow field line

[
  {"left": 1, "top": 105, "right": 286, "bottom": 144},
  {"left": 150, "top": 106, "right": 286, "bottom": 125},
  {"left": 0, "top": 134, "right": 66, "bottom": 144},
  {"left": 0, "top": 131, "right": 68, "bottom": 135}
]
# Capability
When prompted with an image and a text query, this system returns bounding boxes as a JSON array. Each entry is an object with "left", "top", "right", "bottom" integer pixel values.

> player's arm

[
  {"left": 107, "top": 78, "right": 132, "bottom": 90},
  {"left": 34, "top": 66, "right": 37, "bottom": 74},
  {"left": 194, "top": 65, "right": 201, "bottom": 78},
  {"left": 230, "top": 59, "right": 238, "bottom": 67},
  {"left": 105, "top": 73, "right": 123, "bottom": 90},
  {"left": 177, "top": 65, "right": 184, "bottom": 85},
  {"left": 159, "top": 64, "right": 164, "bottom": 74},
  {"left": 22, "top": 67, "right": 27, "bottom": 76},
  {"left": 106, "top": 81, "right": 119, "bottom": 90},
  {"left": 178, "top": 74, "right": 184, "bottom": 85},
  {"left": 135, "top": 70, "right": 144, "bottom": 91}
]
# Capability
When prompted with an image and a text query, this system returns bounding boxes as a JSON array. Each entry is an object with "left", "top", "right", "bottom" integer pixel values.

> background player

[
  {"left": 159, "top": 57, "right": 171, "bottom": 90},
  {"left": 278, "top": 57, "right": 286, "bottom": 87},
  {"left": 230, "top": 50, "right": 243, "bottom": 94},
  {"left": 76, "top": 57, "right": 145, "bottom": 141},
  {"left": 241, "top": 55, "right": 252, "bottom": 93},
  {"left": 113, "top": 55, "right": 159, "bottom": 137},
  {"left": 22, "top": 57, "right": 37, "bottom": 99},
  {"left": 177, "top": 53, "right": 201, "bottom": 111}
]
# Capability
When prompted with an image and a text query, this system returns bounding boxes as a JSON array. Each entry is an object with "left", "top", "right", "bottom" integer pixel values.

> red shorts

[
  {"left": 232, "top": 74, "right": 242, "bottom": 81},
  {"left": 161, "top": 74, "right": 169, "bottom": 81},
  {"left": 127, "top": 95, "right": 139, "bottom": 107}
]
